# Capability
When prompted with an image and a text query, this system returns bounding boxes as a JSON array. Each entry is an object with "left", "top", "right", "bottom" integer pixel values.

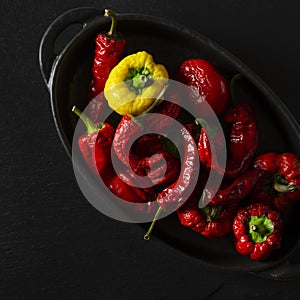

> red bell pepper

[{"left": 233, "top": 202, "right": 283, "bottom": 260}]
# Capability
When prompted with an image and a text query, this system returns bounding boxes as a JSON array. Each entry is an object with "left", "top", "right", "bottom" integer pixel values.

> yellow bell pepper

[{"left": 104, "top": 51, "right": 169, "bottom": 115}]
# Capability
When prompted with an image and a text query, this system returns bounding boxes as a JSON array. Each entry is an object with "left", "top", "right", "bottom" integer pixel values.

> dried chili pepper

[
  {"left": 198, "top": 103, "right": 259, "bottom": 179},
  {"left": 202, "top": 169, "right": 265, "bottom": 206},
  {"left": 144, "top": 92, "right": 181, "bottom": 132},
  {"left": 101, "top": 166, "right": 157, "bottom": 208},
  {"left": 89, "top": 9, "right": 126, "bottom": 100},
  {"left": 177, "top": 196, "right": 237, "bottom": 239},
  {"left": 233, "top": 202, "right": 283, "bottom": 260},
  {"left": 176, "top": 59, "right": 229, "bottom": 116},
  {"left": 250, "top": 152, "right": 300, "bottom": 211},
  {"left": 72, "top": 106, "right": 114, "bottom": 175},
  {"left": 144, "top": 126, "right": 198, "bottom": 239},
  {"left": 87, "top": 9, "right": 126, "bottom": 122}
]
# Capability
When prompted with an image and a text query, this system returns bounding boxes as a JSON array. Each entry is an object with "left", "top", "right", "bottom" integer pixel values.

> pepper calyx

[
  {"left": 72, "top": 106, "right": 103, "bottom": 134},
  {"left": 273, "top": 173, "right": 299, "bottom": 193},
  {"left": 248, "top": 214, "right": 274, "bottom": 243},
  {"left": 200, "top": 205, "right": 222, "bottom": 222},
  {"left": 125, "top": 67, "right": 153, "bottom": 94}
]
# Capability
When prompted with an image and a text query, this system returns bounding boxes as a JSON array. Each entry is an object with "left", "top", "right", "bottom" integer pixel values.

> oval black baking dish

[{"left": 39, "top": 7, "right": 300, "bottom": 279}]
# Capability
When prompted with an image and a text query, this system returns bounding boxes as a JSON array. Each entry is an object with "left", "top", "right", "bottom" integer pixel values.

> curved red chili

[{"left": 203, "top": 169, "right": 266, "bottom": 206}]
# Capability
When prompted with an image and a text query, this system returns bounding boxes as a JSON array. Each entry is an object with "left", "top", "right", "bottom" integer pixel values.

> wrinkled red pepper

[
  {"left": 177, "top": 197, "right": 237, "bottom": 239},
  {"left": 198, "top": 103, "right": 259, "bottom": 179},
  {"left": 203, "top": 169, "right": 265, "bottom": 206},
  {"left": 72, "top": 106, "right": 114, "bottom": 175},
  {"left": 144, "top": 126, "right": 199, "bottom": 240},
  {"left": 176, "top": 59, "right": 229, "bottom": 116},
  {"left": 233, "top": 202, "right": 283, "bottom": 260},
  {"left": 89, "top": 9, "right": 126, "bottom": 99},
  {"left": 87, "top": 9, "right": 126, "bottom": 122},
  {"left": 144, "top": 92, "right": 182, "bottom": 132},
  {"left": 101, "top": 167, "right": 157, "bottom": 209},
  {"left": 250, "top": 152, "right": 300, "bottom": 211},
  {"left": 134, "top": 134, "right": 180, "bottom": 187},
  {"left": 112, "top": 114, "right": 144, "bottom": 173}
]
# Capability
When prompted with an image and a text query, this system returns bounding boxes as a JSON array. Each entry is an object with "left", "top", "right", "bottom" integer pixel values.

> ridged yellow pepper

[{"left": 104, "top": 51, "right": 169, "bottom": 115}]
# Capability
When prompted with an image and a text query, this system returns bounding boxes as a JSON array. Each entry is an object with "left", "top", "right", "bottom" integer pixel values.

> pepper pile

[{"left": 72, "top": 9, "right": 300, "bottom": 262}]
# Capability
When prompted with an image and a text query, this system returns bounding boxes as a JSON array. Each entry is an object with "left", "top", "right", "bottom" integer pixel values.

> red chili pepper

[
  {"left": 198, "top": 103, "right": 259, "bottom": 179},
  {"left": 233, "top": 202, "right": 283, "bottom": 260},
  {"left": 87, "top": 9, "right": 125, "bottom": 122},
  {"left": 134, "top": 134, "right": 180, "bottom": 187},
  {"left": 101, "top": 167, "right": 157, "bottom": 208},
  {"left": 176, "top": 59, "right": 229, "bottom": 116},
  {"left": 72, "top": 106, "right": 114, "bottom": 175},
  {"left": 144, "top": 92, "right": 181, "bottom": 132},
  {"left": 144, "top": 126, "right": 198, "bottom": 240},
  {"left": 203, "top": 169, "right": 266, "bottom": 206},
  {"left": 112, "top": 114, "right": 144, "bottom": 173},
  {"left": 89, "top": 9, "right": 126, "bottom": 100},
  {"left": 250, "top": 152, "right": 300, "bottom": 211}
]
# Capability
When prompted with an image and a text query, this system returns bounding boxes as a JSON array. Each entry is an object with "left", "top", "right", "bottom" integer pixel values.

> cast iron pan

[{"left": 39, "top": 7, "right": 300, "bottom": 280}]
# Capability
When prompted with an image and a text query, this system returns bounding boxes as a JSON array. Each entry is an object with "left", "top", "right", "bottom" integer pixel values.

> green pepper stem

[
  {"left": 144, "top": 206, "right": 164, "bottom": 240},
  {"left": 104, "top": 9, "right": 117, "bottom": 36},
  {"left": 195, "top": 118, "right": 217, "bottom": 138},
  {"left": 229, "top": 73, "right": 242, "bottom": 106},
  {"left": 273, "top": 182, "right": 299, "bottom": 193},
  {"left": 72, "top": 106, "right": 100, "bottom": 135},
  {"left": 273, "top": 173, "right": 299, "bottom": 193}
]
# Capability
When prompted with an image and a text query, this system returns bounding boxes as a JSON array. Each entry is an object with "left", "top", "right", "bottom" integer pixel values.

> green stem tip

[
  {"left": 144, "top": 206, "right": 164, "bottom": 240},
  {"left": 72, "top": 106, "right": 100, "bottom": 135},
  {"left": 104, "top": 9, "right": 117, "bottom": 36}
]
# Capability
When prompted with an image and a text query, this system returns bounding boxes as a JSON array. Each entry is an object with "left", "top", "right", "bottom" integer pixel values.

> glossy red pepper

[
  {"left": 144, "top": 126, "right": 199, "bottom": 240},
  {"left": 144, "top": 92, "right": 181, "bottom": 132},
  {"left": 101, "top": 166, "right": 157, "bottom": 209},
  {"left": 89, "top": 9, "right": 126, "bottom": 99},
  {"left": 233, "top": 202, "right": 283, "bottom": 260},
  {"left": 178, "top": 198, "right": 237, "bottom": 239},
  {"left": 72, "top": 106, "right": 114, "bottom": 175},
  {"left": 87, "top": 9, "right": 126, "bottom": 122},
  {"left": 250, "top": 152, "right": 300, "bottom": 211},
  {"left": 198, "top": 103, "right": 259, "bottom": 179},
  {"left": 203, "top": 169, "right": 265, "bottom": 206},
  {"left": 176, "top": 59, "right": 229, "bottom": 116},
  {"left": 112, "top": 114, "right": 144, "bottom": 173},
  {"left": 134, "top": 134, "right": 180, "bottom": 187}
]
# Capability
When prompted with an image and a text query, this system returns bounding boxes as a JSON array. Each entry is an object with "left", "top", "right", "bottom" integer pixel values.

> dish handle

[
  {"left": 252, "top": 240, "right": 300, "bottom": 280},
  {"left": 38, "top": 6, "right": 101, "bottom": 87}
]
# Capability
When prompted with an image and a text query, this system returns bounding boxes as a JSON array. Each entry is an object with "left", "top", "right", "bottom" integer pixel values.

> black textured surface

[{"left": 1, "top": 0, "right": 300, "bottom": 298}]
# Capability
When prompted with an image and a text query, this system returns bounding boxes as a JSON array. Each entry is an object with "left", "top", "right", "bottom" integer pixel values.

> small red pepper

[
  {"left": 144, "top": 92, "right": 182, "bottom": 132},
  {"left": 233, "top": 202, "right": 283, "bottom": 260},
  {"left": 89, "top": 9, "right": 126, "bottom": 99},
  {"left": 72, "top": 106, "right": 114, "bottom": 175},
  {"left": 101, "top": 167, "right": 157, "bottom": 208},
  {"left": 202, "top": 169, "right": 265, "bottom": 206},
  {"left": 134, "top": 134, "right": 180, "bottom": 187},
  {"left": 87, "top": 9, "right": 126, "bottom": 122},
  {"left": 112, "top": 114, "right": 144, "bottom": 173},
  {"left": 176, "top": 59, "right": 229, "bottom": 116},
  {"left": 198, "top": 103, "right": 259, "bottom": 179},
  {"left": 250, "top": 152, "right": 300, "bottom": 211},
  {"left": 177, "top": 198, "right": 237, "bottom": 239}
]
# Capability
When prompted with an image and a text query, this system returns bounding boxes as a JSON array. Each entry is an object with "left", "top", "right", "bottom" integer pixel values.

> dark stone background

[{"left": 1, "top": 0, "right": 300, "bottom": 298}]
